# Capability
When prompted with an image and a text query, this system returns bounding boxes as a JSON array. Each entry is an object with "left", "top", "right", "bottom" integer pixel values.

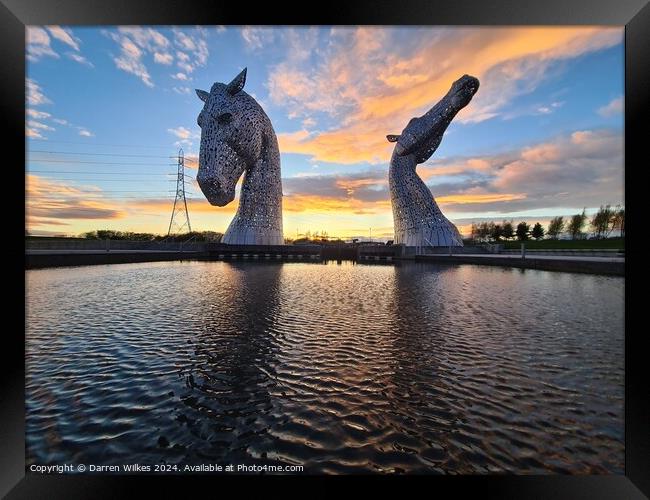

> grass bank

[{"left": 502, "top": 237, "right": 624, "bottom": 250}]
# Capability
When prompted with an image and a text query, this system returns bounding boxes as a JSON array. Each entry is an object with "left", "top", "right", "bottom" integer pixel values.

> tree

[
  {"left": 567, "top": 209, "right": 587, "bottom": 240},
  {"left": 611, "top": 205, "right": 625, "bottom": 237},
  {"left": 490, "top": 223, "right": 503, "bottom": 242},
  {"left": 470, "top": 223, "right": 479, "bottom": 243},
  {"left": 477, "top": 222, "right": 491, "bottom": 242},
  {"left": 531, "top": 222, "right": 544, "bottom": 240},
  {"left": 502, "top": 220, "right": 514, "bottom": 241},
  {"left": 516, "top": 222, "right": 530, "bottom": 241},
  {"left": 590, "top": 205, "right": 614, "bottom": 239},
  {"left": 547, "top": 216, "right": 565, "bottom": 239}
]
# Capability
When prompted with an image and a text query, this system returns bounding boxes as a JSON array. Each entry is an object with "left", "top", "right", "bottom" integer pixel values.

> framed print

[{"left": 2, "top": 0, "right": 647, "bottom": 498}]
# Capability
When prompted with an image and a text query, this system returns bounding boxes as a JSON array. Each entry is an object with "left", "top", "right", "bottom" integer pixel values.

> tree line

[
  {"left": 469, "top": 204, "right": 625, "bottom": 243},
  {"left": 80, "top": 230, "right": 224, "bottom": 242}
]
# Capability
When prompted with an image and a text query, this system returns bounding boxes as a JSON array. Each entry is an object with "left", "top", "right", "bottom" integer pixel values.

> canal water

[{"left": 26, "top": 260, "right": 624, "bottom": 474}]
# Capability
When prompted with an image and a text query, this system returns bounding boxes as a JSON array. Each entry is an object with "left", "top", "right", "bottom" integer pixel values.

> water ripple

[{"left": 26, "top": 261, "right": 624, "bottom": 473}]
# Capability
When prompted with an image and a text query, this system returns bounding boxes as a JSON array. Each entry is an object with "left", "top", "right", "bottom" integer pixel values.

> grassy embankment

[
  {"left": 26, "top": 236, "right": 85, "bottom": 241},
  {"left": 502, "top": 237, "right": 624, "bottom": 250}
]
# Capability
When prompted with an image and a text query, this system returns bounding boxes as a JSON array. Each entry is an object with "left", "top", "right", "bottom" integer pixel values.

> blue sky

[{"left": 26, "top": 26, "right": 624, "bottom": 238}]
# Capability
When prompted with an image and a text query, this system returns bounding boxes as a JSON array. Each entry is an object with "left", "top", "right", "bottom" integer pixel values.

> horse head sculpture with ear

[
  {"left": 388, "top": 74, "right": 479, "bottom": 247},
  {"left": 195, "top": 68, "right": 284, "bottom": 245}
]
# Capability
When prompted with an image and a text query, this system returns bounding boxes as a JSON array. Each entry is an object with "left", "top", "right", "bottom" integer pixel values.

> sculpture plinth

[
  {"left": 388, "top": 75, "right": 479, "bottom": 247},
  {"left": 196, "top": 68, "right": 284, "bottom": 245}
]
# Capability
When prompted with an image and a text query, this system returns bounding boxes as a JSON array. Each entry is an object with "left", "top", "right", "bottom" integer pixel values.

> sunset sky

[{"left": 26, "top": 26, "right": 624, "bottom": 240}]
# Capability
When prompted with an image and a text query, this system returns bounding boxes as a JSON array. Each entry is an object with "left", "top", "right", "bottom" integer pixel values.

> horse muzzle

[{"left": 197, "top": 171, "right": 236, "bottom": 206}]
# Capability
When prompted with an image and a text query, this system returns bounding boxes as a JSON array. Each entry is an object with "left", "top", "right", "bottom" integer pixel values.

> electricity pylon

[{"left": 167, "top": 148, "right": 192, "bottom": 235}]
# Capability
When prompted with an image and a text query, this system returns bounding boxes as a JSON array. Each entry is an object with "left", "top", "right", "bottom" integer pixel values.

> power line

[
  {"left": 31, "top": 197, "right": 176, "bottom": 203},
  {"left": 26, "top": 159, "right": 175, "bottom": 166},
  {"left": 29, "top": 178, "right": 178, "bottom": 182},
  {"left": 28, "top": 207, "right": 126, "bottom": 213},
  {"left": 30, "top": 189, "right": 198, "bottom": 194},
  {"left": 27, "top": 150, "right": 177, "bottom": 159},
  {"left": 27, "top": 170, "right": 179, "bottom": 175},
  {"left": 26, "top": 147, "right": 200, "bottom": 227},
  {"left": 33, "top": 189, "right": 178, "bottom": 193},
  {"left": 26, "top": 139, "right": 181, "bottom": 149}
]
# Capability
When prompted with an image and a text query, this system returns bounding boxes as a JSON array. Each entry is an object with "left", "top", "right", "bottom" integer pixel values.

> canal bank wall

[
  {"left": 25, "top": 240, "right": 624, "bottom": 276},
  {"left": 25, "top": 250, "right": 207, "bottom": 269},
  {"left": 413, "top": 254, "right": 624, "bottom": 276},
  {"left": 25, "top": 243, "right": 323, "bottom": 269}
]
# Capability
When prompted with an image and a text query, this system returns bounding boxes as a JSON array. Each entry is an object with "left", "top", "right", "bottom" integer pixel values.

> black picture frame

[{"left": 3, "top": 1, "right": 646, "bottom": 497}]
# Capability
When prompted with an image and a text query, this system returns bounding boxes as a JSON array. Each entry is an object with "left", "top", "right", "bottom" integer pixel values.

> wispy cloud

[
  {"left": 26, "top": 128, "right": 44, "bottom": 139},
  {"left": 153, "top": 52, "right": 174, "bottom": 65},
  {"left": 116, "top": 26, "right": 171, "bottom": 51},
  {"left": 27, "top": 108, "right": 51, "bottom": 120},
  {"left": 105, "top": 27, "right": 170, "bottom": 87},
  {"left": 241, "top": 27, "right": 275, "bottom": 50},
  {"left": 167, "top": 125, "right": 198, "bottom": 147},
  {"left": 26, "top": 79, "right": 95, "bottom": 139},
  {"left": 28, "top": 26, "right": 92, "bottom": 67},
  {"left": 46, "top": 26, "right": 80, "bottom": 51},
  {"left": 28, "top": 120, "right": 55, "bottom": 132},
  {"left": 26, "top": 78, "right": 51, "bottom": 106},
  {"left": 111, "top": 33, "right": 155, "bottom": 87},
  {"left": 26, "top": 27, "right": 59, "bottom": 61},
  {"left": 66, "top": 52, "right": 94, "bottom": 67},
  {"left": 168, "top": 126, "right": 192, "bottom": 139},
  {"left": 26, "top": 81, "right": 52, "bottom": 138},
  {"left": 172, "top": 28, "right": 209, "bottom": 75},
  {"left": 103, "top": 27, "right": 209, "bottom": 87},
  {"left": 598, "top": 96, "right": 623, "bottom": 117}
]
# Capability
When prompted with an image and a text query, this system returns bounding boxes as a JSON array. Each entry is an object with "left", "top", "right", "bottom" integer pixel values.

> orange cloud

[
  {"left": 437, "top": 193, "right": 527, "bottom": 206},
  {"left": 126, "top": 197, "right": 236, "bottom": 215},
  {"left": 521, "top": 144, "right": 562, "bottom": 162},
  {"left": 26, "top": 174, "right": 127, "bottom": 230},
  {"left": 283, "top": 194, "right": 391, "bottom": 215},
  {"left": 271, "top": 27, "right": 622, "bottom": 165},
  {"left": 278, "top": 125, "right": 394, "bottom": 165},
  {"left": 418, "top": 157, "right": 496, "bottom": 180},
  {"left": 335, "top": 177, "right": 388, "bottom": 195}
]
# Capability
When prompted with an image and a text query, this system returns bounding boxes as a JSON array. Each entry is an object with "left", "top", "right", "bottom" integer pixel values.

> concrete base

[
  {"left": 25, "top": 251, "right": 208, "bottom": 270},
  {"left": 415, "top": 254, "right": 624, "bottom": 276}
]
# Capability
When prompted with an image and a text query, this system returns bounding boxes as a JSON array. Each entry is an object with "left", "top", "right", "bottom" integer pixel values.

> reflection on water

[{"left": 26, "top": 261, "right": 624, "bottom": 473}]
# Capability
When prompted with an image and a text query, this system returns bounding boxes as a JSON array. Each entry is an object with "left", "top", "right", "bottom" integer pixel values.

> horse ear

[
  {"left": 196, "top": 89, "right": 210, "bottom": 102},
  {"left": 226, "top": 68, "right": 247, "bottom": 95},
  {"left": 387, "top": 135, "right": 400, "bottom": 142}
]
